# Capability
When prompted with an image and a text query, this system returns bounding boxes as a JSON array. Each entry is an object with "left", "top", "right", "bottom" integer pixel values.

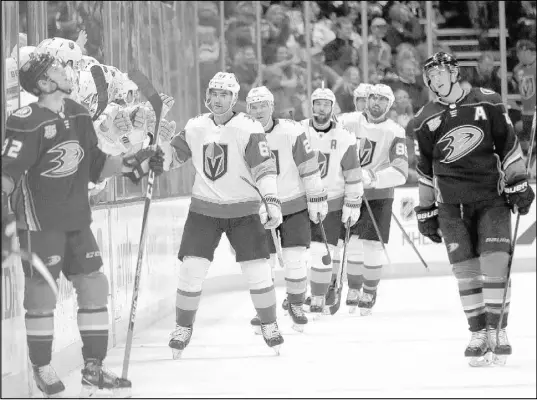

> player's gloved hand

[
  {"left": 114, "top": 109, "right": 134, "bottom": 132},
  {"left": 362, "top": 169, "right": 377, "bottom": 189},
  {"left": 504, "top": 179, "right": 535, "bottom": 215},
  {"left": 122, "top": 145, "right": 165, "bottom": 184},
  {"left": 341, "top": 197, "right": 362, "bottom": 226},
  {"left": 160, "top": 93, "right": 175, "bottom": 118},
  {"left": 259, "top": 196, "right": 282, "bottom": 229},
  {"left": 158, "top": 119, "right": 177, "bottom": 143},
  {"left": 1, "top": 192, "right": 17, "bottom": 257},
  {"left": 129, "top": 106, "right": 147, "bottom": 129},
  {"left": 307, "top": 188, "right": 328, "bottom": 223},
  {"left": 414, "top": 204, "right": 442, "bottom": 243}
]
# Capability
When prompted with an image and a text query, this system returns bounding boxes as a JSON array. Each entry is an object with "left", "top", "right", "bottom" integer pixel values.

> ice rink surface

[{"left": 60, "top": 272, "right": 536, "bottom": 398}]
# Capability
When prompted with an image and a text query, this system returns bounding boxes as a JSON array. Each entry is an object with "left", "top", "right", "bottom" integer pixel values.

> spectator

[
  {"left": 383, "top": 57, "right": 428, "bottom": 113},
  {"left": 389, "top": 88, "right": 414, "bottom": 129},
  {"left": 308, "top": 1, "right": 336, "bottom": 49},
  {"left": 385, "top": 2, "right": 424, "bottom": 54},
  {"left": 333, "top": 66, "right": 362, "bottom": 113},
  {"left": 323, "top": 16, "right": 360, "bottom": 76},
  {"left": 229, "top": 44, "right": 258, "bottom": 112},
  {"left": 460, "top": 52, "right": 502, "bottom": 94},
  {"left": 368, "top": 18, "right": 392, "bottom": 75}
]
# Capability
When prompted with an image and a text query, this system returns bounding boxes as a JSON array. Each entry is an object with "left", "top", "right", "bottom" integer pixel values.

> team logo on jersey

[
  {"left": 41, "top": 140, "right": 85, "bottom": 178},
  {"left": 438, "top": 125, "right": 484, "bottom": 164},
  {"left": 400, "top": 197, "right": 415, "bottom": 221},
  {"left": 520, "top": 75, "right": 535, "bottom": 100},
  {"left": 12, "top": 106, "right": 32, "bottom": 118},
  {"left": 426, "top": 116, "right": 442, "bottom": 132},
  {"left": 271, "top": 150, "right": 280, "bottom": 175},
  {"left": 44, "top": 124, "right": 57, "bottom": 139},
  {"left": 317, "top": 152, "right": 330, "bottom": 179},
  {"left": 359, "top": 138, "right": 377, "bottom": 167},
  {"left": 203, "top": 142, "right": 228, "bottom": 181}
]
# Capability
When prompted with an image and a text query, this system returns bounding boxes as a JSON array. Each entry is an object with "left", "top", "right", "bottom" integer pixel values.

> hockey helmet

[
  {"left": 36, "top": 37, "right": 83, "bottom": 70},
  {"left": 205, "top": 72, "right": 240, "bottom": 115},
  {"left": 365, "top": 84, "right": 395, "bottom": 121},
  {"left": 15, "top": 46, "right": 37, "bottom": 69},
  {"left": 78, "top": 69, "right": 98, "bottom": 114},
  {"left": 353, "top": 83, "right": 374, "bottom": 99},
  {"left": 81, "top": 55, "right": 100, "bottom": 71},
  {"left": 18, "top": 52, "right": 59, "bottom": 96},
  {"left": 422, "top": 52, "right": 460, "bottom": 95},
  {"left": 246, "top": 86, "right": 274, "bottom": 110},
  {"left": 311, "top": 87, "right": 336, "bottom": 107}
]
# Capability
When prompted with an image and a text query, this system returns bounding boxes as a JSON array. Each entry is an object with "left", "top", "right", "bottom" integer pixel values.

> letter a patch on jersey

[
  {"left": 317, "top": 152, "right": 330, "bottom": 179},
  {"left": 359, "top": 138, "right": 377, "bottom": 167},
  {"left": 438, "top": 125, "right": 484, "bottom": 164},
  {"left": 203, "top": 142, "right": 228, "bottom": 181}
]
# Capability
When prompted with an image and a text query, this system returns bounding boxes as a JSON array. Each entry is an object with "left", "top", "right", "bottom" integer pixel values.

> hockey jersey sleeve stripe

[
  {"left": 21, "top": 174, "right": 42, "bottom": 231},
  {"left": 375, "top": 166, "right": 407, "bottom": 189}
]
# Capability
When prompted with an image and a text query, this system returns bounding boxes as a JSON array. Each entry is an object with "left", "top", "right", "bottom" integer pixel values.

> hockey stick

[
  {"left": 391, "top": 211, "right": 430, "bottom": 271},
  {"left": 497, "top": 109, "right": 537, "bottom": 344},
  {"left": 328, "top": 220, "right": 350, "bottom": 315},
  {"left": 90, "top": 65, "right": 108, "bottom": 122},
  {"left": 121, "top": 69, "right": 164, "bottom": 380},
  {"left": 363, "top": 196, "right": 392, "bottom": 266},
  {"left": 317, "top": 213, "right": 332, "bottom": 265},
  {"left": 239, "top": 176, "right": 285, "bottom": 268}
]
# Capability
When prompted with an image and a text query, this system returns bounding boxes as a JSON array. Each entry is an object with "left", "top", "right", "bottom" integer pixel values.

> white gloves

[
  {"left": 158, "top": 119, "right": 177, "bottom": 143},
  {"left": 259, "top": 196, "right": 282, "bottom": 230},
  {"left": 130, "top": 106, "right": 147, "bottom": 129},
  {"left": 341, "top": 197, "right": 362, "bottom": 226},
  {"left": 307, "top": 188, "right": 328, "bottom": 224},
  {"left": 362, "top": 169, "right": 377, "bottom": 189},
  {"left": 114, "top": 109, "right": 133, "bottom": 132}
]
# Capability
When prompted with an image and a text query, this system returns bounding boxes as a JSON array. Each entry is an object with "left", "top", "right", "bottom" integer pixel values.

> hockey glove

[
  {"left": 122, "top": 146, "right": 165, "bottom": 184},
  {"left": 259, "top": 196, "right": 283, "bottom": 230},
  {"left": 362, "top": 169, "right": 377, "bottom": 189},
  {"left": 307, "top": 189, "right": 328, "bottom": 223},
  {"left": 129, "top": 106, "right": 147, "bottom": 129},
  {"left": 114, "top": 109, "right": 134, "bottom": 132},
  {"left": 504, "top": 180, "right": 535, "bottom": 215},
  {"left": 160, "top": 93, "right": 175, "bottom": 118},
  {"left": 341, "top": 197, "right": 362, "bottom": 227},
  {"left": 415, "top": 205, "right": 442, "bottom": 243},
  {"left": 158, "top": 119, "right": 177, "bottom": 143}
]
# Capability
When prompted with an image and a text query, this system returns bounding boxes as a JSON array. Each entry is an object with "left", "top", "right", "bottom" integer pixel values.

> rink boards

[{"left": 2, "top": 185, "right": 536, "bottom": 397}]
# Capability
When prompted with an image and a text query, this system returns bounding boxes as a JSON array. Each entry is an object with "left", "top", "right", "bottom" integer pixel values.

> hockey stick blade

[{"left": 90, "top": 65, "right": 108, "bottom": 121}]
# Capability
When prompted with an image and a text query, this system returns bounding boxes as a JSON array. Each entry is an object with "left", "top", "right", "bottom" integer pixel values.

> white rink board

[{"left": 2, "top": 185, "right": 535, "bottom": 397}]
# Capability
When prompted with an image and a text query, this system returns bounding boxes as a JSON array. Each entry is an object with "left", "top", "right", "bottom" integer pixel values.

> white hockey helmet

[
  {"left": 13, "top": 45, "right": 37, "bottom": 68},
  {"left": 81, "top": 55, "right": 100, "bottom": 71},
  {"left": 78, "top": 69, "right": 98, "bottom": 114},
  {"left": 353, "top": 83, "right": 374, "bottom": 99},
  {"left": 246, "top": 86, "right": 274, "bottom": 110},
  {"left": 366, "top": 83, "right": 395, "bottom": 120},
  {"left": 205, "top": 72, "right": 240, "bottom": 115},
  {"left": 36, "top": 37, "right": 83, "bottom": 71}
]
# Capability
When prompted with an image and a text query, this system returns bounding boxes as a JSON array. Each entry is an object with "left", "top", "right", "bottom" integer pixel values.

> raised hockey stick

[
  {"left": 328, "top": 219, "right": 350, "bottom": 315},
  {"left": 391, "top": 211, "right": 430, "bottom": 271},
  {"left": 497, "top": 109, "right": 537, "bottom": 344},
  {"left": 363, "top": 196, "right": 392, "bottom": 266},
  {"left": 121, "top": 69, "right": 164, "bottom": 380},
  {"left": 90, "top": 64, "right": 108, "bottom": 122},
  {"left": 239, "top": 176, "right": 285, "bottom": 268}
]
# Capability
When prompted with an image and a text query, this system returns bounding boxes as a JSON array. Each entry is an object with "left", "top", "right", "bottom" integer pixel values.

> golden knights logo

[
  {"left": 317, "top": 152, "right": 330, "bottom": 179},
  {"left": 271, "top": 150, "right": 280, "bottom": 175},
  {"left": 203, "top": 142, "right": 228, "bottom": 181},
  {"left": 359, "top": 138, "right": 376, "bottom": 167}
]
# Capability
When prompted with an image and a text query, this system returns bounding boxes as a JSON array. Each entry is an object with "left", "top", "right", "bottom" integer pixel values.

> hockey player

[
  {"left": 414, "top": 52, "right": 535, "bottom": 366},
  {"left": 246, "top": 86, "right": 327, "bottom": 332},
  {"left": 1, "top": 52, "right": 165, "bottom": 397},
  {"left": 336, "top": 84, "right": 408, "bottom": 315},
  {"left": 300, "top": 87, "right": 364, "bottom": 317},
  {"left": 164, "top": 72, "right": 284, "bottom": 357}
]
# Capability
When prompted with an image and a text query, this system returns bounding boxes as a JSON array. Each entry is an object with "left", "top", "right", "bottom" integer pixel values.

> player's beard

[
  {"left": 368, "top": 104, "right": 386, "bottom": 119},
  {"left": 313, "top": 113, "right": 330, "bottom": 126}
]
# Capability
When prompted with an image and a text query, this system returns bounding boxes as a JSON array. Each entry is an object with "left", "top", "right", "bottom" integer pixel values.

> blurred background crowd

[{"left": 3, "top": 1, "right": 536, "bottom": 202}]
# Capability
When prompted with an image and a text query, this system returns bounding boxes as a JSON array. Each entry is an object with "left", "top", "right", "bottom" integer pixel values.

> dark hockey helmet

[
  {"left": 422, "top": 52, "right": 460, "bottom": 87},
  {"left": 19, "top": 52, "right": 57, "bottom": 96}
]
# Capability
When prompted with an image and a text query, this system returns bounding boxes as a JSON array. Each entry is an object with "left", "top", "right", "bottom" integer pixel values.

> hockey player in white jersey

[
  {"left": 165, "top": 72, "right": 284, "bottom": 356},
  {"left": 336, "top": 84, "right": 408, "bottom": 315},
  {"left": 246, "top": 86, "right": 327, "bottom": 332},
  {"left": 300, "top": 87, "right": 364, "bottom": 317}
]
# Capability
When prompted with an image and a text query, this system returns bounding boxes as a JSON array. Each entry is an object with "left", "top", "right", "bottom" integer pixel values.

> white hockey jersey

[
  {"left": 300, "top": 119, "right": 363, "bottom": 211},
  {"left": 265, "top": 118, "right": 323, "bottom": 216},
  {"left": 337, "top": 112, "right": 408, "bottom": 200},
  {"left": 170, "top": 112, "right": 277, "bottom": 218}
]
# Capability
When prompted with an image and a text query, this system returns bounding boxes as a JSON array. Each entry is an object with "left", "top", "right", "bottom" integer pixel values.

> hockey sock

[
  {"left": 175, "top": 257, "right": 211, "bottom": 327},
  {"left": 309, "top": 242, "right": 333, "bottom": 296},
  {"left": 78, "top": 307, "right": 109, "bottom": 360},
  {"left": 362, "top": 240, "right": 383, "bottom": 295},
  {"left": 453, "top": 258, "right": 487, "bottom": 331},
  {"left": 481, "top": 252, "right": 511, "bottom": 329},
  {"left": 282, "top": 247, "right": 308, "bottom": 304},
  {"left": 241, "top": 259, "right": 277, "bottom": 324},
  {"left": 330, "top": 240, "right": 343, "bottom": 282},
  {"left": 346, "top": 236, "right": 364, "bottom": 290},
  {"left": 25, "top": 312, "right": 54, "bottom": 366}
]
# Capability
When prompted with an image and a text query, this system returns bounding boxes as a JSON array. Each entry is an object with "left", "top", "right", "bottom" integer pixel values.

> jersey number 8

[
  {"left": 395, "top": 142, "right": 408, "bottom": 157},
  {"left": 258, "top": 141, "right": 271, "bottom": 158}
]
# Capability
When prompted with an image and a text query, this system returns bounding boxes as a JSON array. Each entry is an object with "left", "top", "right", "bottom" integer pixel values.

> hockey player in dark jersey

[
  {"left": 1, "top": 52, "right": 165, "bottom": 397},
  {"left": 413, "top": 52, "right": 535, "bottom": 367}
]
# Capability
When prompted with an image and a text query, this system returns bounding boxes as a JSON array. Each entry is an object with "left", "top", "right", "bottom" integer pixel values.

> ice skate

[
  {"left": 489, "top": 327, "right": 512, "bottom": 366},
  {"left": 465, "top": 329, "right": 492, "bottom": 367},
  {"left": 250, "top": 315, "right": 262, "bottom": 335},
  {"left": 168, "top": 325, "right": 193, "bottom": 359},
  {"left": 33, "top": 365, "right": 65, "bottom": 398},
  {"left": 80, "top": 358, "right": 132, "bottom": 398},
  {"left": 358, "top": 291, "right": 377, "bottom": 316},
  {"left": 287, "top": 301, "right": 308, "bottom": 332},
  {"left": 260, "top": 321, "right": 284, "bottom": 354},
  {"left": 346, "top": 288, "right": 362, "bottom": 314},
  {"left": 309, "top": 295, "right": 325, "bottom": 320}
]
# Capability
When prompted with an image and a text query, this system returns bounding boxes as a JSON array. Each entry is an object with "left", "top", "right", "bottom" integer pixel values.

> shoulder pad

[{"left": 233, "top": 113, "right": 264, "bottom": 133}]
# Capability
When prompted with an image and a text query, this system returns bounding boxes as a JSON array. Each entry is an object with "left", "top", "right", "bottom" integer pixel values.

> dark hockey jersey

[
  {"left": 413, "top": 87, "right": 526, "bottom": 206},
  {"left": 2, "top": 99, "right": 108, "bottom": 231}
]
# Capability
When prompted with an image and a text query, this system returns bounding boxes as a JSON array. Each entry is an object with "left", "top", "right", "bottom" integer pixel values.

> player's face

[
  {"left": 312, "top": 99, "right": 332, "bottom": 125},
  {"left": 209, "top": 89, "right": 233, "bottom": 113},
  {"left": 42, "top": 61, "right": 74, "bottom": 93},
  {"left": 248, "top": 101, "right": 272, "bottom": 128},
  {"left": 367, "top": 94, "right": 390, "bottom": 118},
  {"left": 426, "top": 66, "right": 452, "bottom": 97},
  {"left": 354, "top": 97, "right": 367, "bottom": 112}
]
